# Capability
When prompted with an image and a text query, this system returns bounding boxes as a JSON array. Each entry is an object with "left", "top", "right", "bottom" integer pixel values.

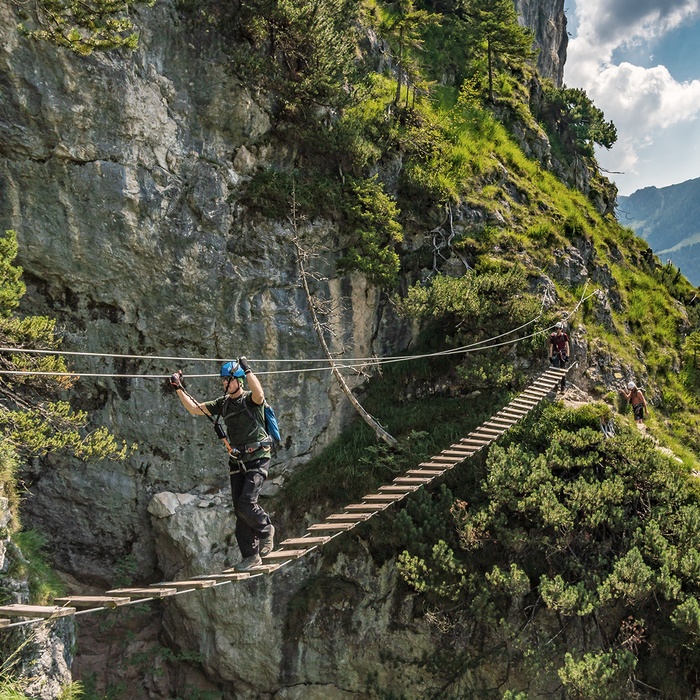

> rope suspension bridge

[{"left": 0, "top": 365, "right": 572, "bottom": 630}]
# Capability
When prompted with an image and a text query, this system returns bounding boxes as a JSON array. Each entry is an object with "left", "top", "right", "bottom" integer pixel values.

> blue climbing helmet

[{"left": 220, "top": 360, "right": 245, "bottom": 379}]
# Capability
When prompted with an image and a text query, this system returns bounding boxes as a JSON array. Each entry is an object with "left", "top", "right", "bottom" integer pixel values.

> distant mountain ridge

[{"left": 617, "top": 177, "right": 700, "bottom": 284}]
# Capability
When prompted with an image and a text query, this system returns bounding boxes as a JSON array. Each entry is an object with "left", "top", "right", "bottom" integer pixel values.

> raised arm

[{"left": 239, "top": 357, "right": 264, "bottom": 405}]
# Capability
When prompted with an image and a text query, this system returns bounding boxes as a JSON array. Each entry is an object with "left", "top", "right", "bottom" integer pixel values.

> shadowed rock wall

[{"left": 0, "top": 0, "right": 409, "bottom": 584}]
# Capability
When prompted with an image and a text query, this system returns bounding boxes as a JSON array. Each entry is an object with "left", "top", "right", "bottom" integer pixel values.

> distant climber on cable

[
  {"left": 549, "top": 321, "right": 570, "bottom": 391},
  {"left": 170, "top": 357, "right": 274, "bottom": 572},
  {"left": 619, "top": 381, "right": 648, "bottom": 424}
]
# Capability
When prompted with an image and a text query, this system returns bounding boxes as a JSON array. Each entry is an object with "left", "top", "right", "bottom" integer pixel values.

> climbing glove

[
  {"left": 238, "top": 356, "right": 251, "bottom": 374},
  {"left": 170, "top": 371, "right": 185, "bottom": 390}
]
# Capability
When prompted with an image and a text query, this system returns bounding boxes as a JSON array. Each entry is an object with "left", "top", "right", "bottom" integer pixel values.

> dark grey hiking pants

[{"left": 229, "top": 458, "right": 273, "bottom": 558}]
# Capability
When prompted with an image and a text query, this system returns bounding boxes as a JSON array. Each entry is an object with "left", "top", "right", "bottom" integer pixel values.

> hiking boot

[
  {"left": 260, "top": 525, "right": 275, "bottom": 557},
  {"left": 234, "top": 554, "right": 262, "bottom": 571}
]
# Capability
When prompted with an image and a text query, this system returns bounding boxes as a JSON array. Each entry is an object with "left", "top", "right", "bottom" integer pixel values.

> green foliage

[
  {"left": 558, "top": 650, "right": 637, "bottom": 700},
  {"left": 337, "top": 176, "right": 403, "bottom": 286},
  {"left": 397, "top": 266, "right": 540, "bottom": 347},
  {"left": 0, "top": 231, "right": 133, "bottom": 463},
  {"left": 398, "top": 539, "right": 467, "bottom": 601},
  {"left": 377, "top": 0, "right": 441, "bottom": 106},
  {"left": 180, "top": 0, "right": 362, "bottom": 112},
  {"left": 238, "top": 168, "right": 342, "bottom": 221},
  {"left": 395, "top": 403, "right": 700, "bottom": 694},
  {"left": 463, "top": 0, "right": 534, "bottom": 102},
  {"left": 0, "top": 676, "right": 27, "bottom": 700},
  {"left": 19, "top": 0, "right": 153, "bottom": 55},
  {"left": 537, "top": 83, "right": 618, "bottom": 157},
  {"left": 8, "top": 530, "right": 66, "bottom": 603},
  {"left": 0, "top": 233, "right": 24, "bottom": 318},
  {"left": 58, "top": 681, "right": 85, "bottom": 700}
]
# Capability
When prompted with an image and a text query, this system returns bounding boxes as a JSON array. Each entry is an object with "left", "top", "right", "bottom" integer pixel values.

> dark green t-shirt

[{"left": 203, "top": 391, "right": 271, "bottom": 463}]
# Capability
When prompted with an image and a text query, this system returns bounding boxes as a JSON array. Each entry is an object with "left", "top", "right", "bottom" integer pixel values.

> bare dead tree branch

[{"left": 289, "top": 191, "right": 397, "bottom": 447}]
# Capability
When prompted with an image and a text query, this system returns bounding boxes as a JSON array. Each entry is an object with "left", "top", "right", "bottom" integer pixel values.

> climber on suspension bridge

[
  {"left": 170, "top": 357, "right": 275, "bottom": 572},
  {"left": 549, "top": 321, "right": 570, "bottom": 391}
]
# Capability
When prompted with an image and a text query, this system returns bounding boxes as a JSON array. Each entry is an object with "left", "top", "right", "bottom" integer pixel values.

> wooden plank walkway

[{"left": 0, "top": 367, "right": 569, "bottom": 625}]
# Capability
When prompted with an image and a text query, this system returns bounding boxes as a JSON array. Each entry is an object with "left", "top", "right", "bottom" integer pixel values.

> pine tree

[
  {"left": 465, "top": 0, "right": 534, "bottom": 102},
  {"left": 380, "top": 0, "right": 441, "bottom": 107},
  {"left": 0, "top": 230, "right": 131, "bottom": 465}
]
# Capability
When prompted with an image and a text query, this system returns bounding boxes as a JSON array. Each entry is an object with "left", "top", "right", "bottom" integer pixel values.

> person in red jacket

[{"left": 549, "top": 322, "right": 570, "bottom": 391}]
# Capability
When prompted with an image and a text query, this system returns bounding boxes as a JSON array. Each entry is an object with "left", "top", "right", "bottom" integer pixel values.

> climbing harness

[{"left": 172, "top": 373, "right": 240, "bottom": 458}]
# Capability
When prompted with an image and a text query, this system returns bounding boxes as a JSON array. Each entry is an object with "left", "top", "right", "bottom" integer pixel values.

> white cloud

[
  {"left": 574, "top": 0, "right": 700, "bottom": 48},
  {"left": 565, "top": 0, "right": 700, "bottom": 193},
  {"left": 592, "top": 63, "right": 700, "bottom": 130}
]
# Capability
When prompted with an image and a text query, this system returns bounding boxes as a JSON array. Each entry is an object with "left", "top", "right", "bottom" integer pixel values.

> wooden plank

[
  {"left": 530, "top": 381, "right": 558, "bottom": 390},
  {"left": 107, "top": 587, "right": 179, "bottom": 599},
  {"left": 406, "top": 469, "right": 445, "bottom": 477},
  {"left": 308, "top": 522, "right": 357, "bottom": 531},
  {"left": 459, "top": 437, "right": 491, "bottom": 445},
  {"left": 221, "top": 564, "right": 280, "bottom": 575},
  {"left": 149, "top": 580, "right": 216, "bottom": 590},
  {"left": 473, "top": 427, "right": 503, "bottom": 436},
  {"left": 190, "top": 573, "right": 250, "bottom": 583},
  {"left": 280, "top": 536, "right": 332, "bottom": 547},
  {"left": 440, "top": 448, "right": 474, "bottom": 456},
  {"left": 483, "top": 419, "right": 516, "bottom": 429},
  {"left": 262, "top": 549, "right": 308, "bottom": 560},
  {"left": 362, "top": 493, "right": 405, "bottom": 501},
  {"left": 54, "top": 596, "right": 130, "bottom": 609},
  {"left": 501, "top": 403, "right": 529, "bottom": 411},
  {"left": 509, "top": 400, "right": 538, "bottom": 408},
  {"left": 326, "top": 512, "right": 373, "bottom": 522},
  {"left": 427, "top": 455, "right": 464, "bottom": 463},
  {"left": 343, "top": 503, "right": 393, "bottom": 512},
  {"left": 378, "top": 484, "right": 421, "bottom": 493},
  {"left": 246, "top": 564, "right": 279, "bottom": 575},
  {"left": 394, "top": 476, "right": 434, "bottom": 484},
  {"left": 496, "top": 408, "right": 527, "bottom": 416},
  {"left": 418, "top": 461, "right": 458, "bottom": 469},
  {"left": 0, "top": 605, "right": 76, "bottom": 619}
]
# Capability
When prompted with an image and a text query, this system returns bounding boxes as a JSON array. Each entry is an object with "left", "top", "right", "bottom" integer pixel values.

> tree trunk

[
  {"left": 394, "top": 26, "right": 404, "bottom": 106},
  {"left": 487, "top": 38, "right": 493, "bottom": 102}
]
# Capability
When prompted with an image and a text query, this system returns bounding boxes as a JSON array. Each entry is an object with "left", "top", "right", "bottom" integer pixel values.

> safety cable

[{"left": 0, "top": 286, "right": 595, "bottom": 380}]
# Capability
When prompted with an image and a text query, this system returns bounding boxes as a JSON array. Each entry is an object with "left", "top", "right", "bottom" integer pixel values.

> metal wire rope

[{"left": 0, "top": 289, "right": 595, "bottom": 380}]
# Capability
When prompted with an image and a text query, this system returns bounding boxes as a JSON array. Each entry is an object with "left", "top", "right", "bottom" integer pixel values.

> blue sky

[{"left": 563, "top": 0, "right": 700, "bottom": 195}]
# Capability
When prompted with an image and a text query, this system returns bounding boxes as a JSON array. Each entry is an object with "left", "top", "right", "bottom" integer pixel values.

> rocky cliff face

[
  {"left": 0, "top": 0, "right": 410, "bottom": 587},
  {"left": 144, "top": 492, "right": 440, "bottom": 699},
  {"left": 0, "top": 495, "right": 74, "bottom": 699},
  {"left": 0, "top": 0, "right": 580, "bottom": 696},
  {"left": 515, "top": 0, "right": 568, "bottom": 87}
]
